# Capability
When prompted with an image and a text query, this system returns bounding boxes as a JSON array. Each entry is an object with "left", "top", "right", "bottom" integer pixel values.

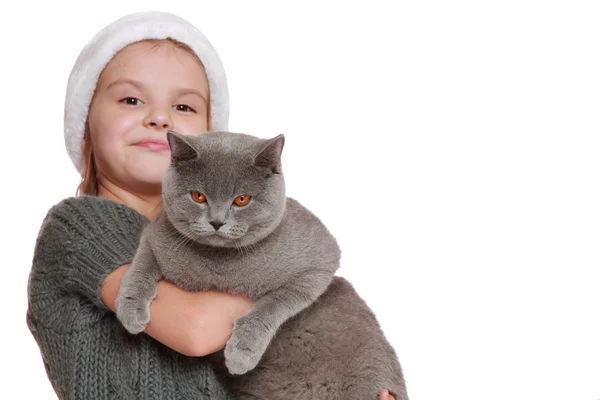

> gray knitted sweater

[{"left": 26, "top": 195, "right": 235, "bottom": 400}]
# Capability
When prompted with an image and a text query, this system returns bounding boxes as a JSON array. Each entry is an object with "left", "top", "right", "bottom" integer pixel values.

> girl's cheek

[
  {"left": 177, "top": 115, "right": 209, "bottom": 134},
  {"left": 109, "top": 109, "right": 143, "bottom": 134}
]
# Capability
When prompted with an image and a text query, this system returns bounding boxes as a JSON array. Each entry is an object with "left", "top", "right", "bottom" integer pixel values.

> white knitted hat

[{"left": 64, "top": 11, "right": 229, "bottom": 172}]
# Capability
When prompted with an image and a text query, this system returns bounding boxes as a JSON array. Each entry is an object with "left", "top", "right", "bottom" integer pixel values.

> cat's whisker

[
  {"left": 163, "top": 225, "right": 188, "bottom": 239},
  {"left": 243, "top": 242, "right": 256, "bottom": 258},
  {"left": 234, "top": 241, "right": 242, "bottom": 256},
  {"left": 166, "top": 237, "right": 186, "bottom": 259},
  {"left": 167, "top": 227, "right": 196, "bottom": 258},
  {"left": 163, "top": 228, "right": 195, "bottom": 251},
  {"left": 181, "top": 228, "right": 200, "bottom": 254}
]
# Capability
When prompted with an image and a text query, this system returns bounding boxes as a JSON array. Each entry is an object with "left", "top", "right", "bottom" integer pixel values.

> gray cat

[{"left": 115, "top": 131, "right": 408, "bottom": 400}]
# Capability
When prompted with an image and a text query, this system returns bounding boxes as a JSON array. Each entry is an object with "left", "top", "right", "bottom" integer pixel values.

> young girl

[{"left": 27, "top": 11, "right": 397, "bottom": 399}]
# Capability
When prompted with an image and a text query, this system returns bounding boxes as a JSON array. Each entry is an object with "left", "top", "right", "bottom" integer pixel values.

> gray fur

[{"left": 115, "top": 131, "right": 408, "bottom": 400}]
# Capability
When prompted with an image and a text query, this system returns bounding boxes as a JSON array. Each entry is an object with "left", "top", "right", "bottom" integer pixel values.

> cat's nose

[{"left": 209, "top": 220, "right": 225, "bottom": 230}]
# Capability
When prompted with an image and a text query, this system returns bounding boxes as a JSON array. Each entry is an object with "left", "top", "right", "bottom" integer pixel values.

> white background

[{"left": 1, "top": 1, "right": 599, "bottom": 399}]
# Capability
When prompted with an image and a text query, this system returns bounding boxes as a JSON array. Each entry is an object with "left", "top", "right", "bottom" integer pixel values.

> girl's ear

[
  {"left": 167, "top": 131, "right": 199, "bottom": 163},
  {"left": 253, "top": 134, "right": 285, "bottom": 173}
]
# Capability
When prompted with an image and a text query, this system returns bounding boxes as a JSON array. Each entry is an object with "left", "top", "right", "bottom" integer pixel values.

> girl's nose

[{"left": 143, "top": 107, "right": 173, "bottom": 130}]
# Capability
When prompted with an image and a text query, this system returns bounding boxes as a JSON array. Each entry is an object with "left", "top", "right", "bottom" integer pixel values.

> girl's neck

[{"left": 97, "top": 179, "right": 162, "bottom": 220}]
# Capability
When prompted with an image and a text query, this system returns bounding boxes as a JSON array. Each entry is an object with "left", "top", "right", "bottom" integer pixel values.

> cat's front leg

[
  {"left": 225, "top": 269, "right": 333, "bottom": 375},
  {"left": 115, "top": 236, "right": 162, "bottom": 334}
]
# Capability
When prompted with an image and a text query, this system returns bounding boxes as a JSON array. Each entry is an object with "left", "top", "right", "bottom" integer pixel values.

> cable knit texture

[{"left": 26, "top": 195, "right": 235, "bottom": 400}]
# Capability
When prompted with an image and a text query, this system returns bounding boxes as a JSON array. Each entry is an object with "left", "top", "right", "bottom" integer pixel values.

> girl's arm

[{"left": 102, "top": 264, "right": 254, "bottom": 357}]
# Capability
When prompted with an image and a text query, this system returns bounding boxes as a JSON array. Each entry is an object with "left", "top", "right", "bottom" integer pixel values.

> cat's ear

[
  {"left": 167, "top": 131, "right": 199, "bottom": 163},
  {"left": 253, "top": 134, "right": 285, "bottom": 173}
]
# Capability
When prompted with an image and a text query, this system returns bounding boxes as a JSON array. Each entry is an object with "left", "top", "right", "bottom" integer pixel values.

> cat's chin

[{"left": 195, "top": 234, "right": 244, "bottom": 249}]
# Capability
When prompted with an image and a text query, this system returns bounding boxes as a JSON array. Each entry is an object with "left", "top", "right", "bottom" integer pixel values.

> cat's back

[
  {"left": 283, "top": 197, "right": 324, "bottom": 226},
  {"left": 278, "top": 197, "right": 341, "bottom": 262}
]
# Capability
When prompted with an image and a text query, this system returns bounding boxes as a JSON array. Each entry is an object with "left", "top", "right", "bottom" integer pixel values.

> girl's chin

[
  {"left": 129, "top": 165, "right": 168, "bottom": 186},
  {"left": 129, "top": 156, "right": 170, "bottom": 179}
]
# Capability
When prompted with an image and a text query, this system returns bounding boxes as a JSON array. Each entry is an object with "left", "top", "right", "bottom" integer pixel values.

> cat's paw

[
  {"left": 224, "top": 315, "right": 270, "bottom": 375},
  {"left": 115, "top": 294, "right": 151, "bottom": 334}
]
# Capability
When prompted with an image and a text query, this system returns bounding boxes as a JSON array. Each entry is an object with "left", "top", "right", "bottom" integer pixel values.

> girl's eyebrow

[
  {"left": 178, "top": 88, "right": 208, "bottom": 104},
  {"left": 105, "top": 78, "right": 144, "bottom": 91}
]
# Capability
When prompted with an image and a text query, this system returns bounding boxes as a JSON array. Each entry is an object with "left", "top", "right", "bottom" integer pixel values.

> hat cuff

[{"left": 64, "top": 11, "right": 229, "bottom": 172}]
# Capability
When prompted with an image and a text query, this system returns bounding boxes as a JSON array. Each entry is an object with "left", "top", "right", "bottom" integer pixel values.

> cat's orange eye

[
  {"left": 233, "top": 194, "right": 251, "bottom": 207},
  {"left": 191, "top": 191, "right": 207, "bottom": 203}
]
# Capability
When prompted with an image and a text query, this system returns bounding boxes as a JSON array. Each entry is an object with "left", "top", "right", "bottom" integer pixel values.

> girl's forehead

[{"left": 98, "top": 41, "right": 208, "bottom": 92}]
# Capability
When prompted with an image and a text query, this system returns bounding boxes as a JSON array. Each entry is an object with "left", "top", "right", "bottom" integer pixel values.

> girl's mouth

[{"left": 134, "top": 138, "right": 170, "bottom": 152}]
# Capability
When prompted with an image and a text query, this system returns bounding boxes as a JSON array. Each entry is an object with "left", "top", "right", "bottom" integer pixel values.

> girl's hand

[{"left": 379, "top": 389, "right": 395, "bottom": 400}]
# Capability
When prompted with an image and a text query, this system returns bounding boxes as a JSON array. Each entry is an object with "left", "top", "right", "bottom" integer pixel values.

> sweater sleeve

[{"left": 27, "top": 196, "right": 148, "bottom": 330}]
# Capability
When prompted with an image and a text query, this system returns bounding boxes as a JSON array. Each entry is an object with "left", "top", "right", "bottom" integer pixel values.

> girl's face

[{"left": 87, "top": 40, "right": 210, "bottom": 195}]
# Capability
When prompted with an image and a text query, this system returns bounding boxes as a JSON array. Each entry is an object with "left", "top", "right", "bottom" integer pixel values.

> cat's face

[{"left": 162, "top": 131, "right": 286, "bottom": 248}]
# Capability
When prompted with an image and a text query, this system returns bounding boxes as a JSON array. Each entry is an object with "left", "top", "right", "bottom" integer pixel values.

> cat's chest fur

[{"left": 149, "top": 198, "right": 318, "bottom": 299}]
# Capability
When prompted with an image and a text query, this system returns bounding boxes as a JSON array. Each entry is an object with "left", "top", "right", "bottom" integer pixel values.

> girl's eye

[
  {"left": 191, "top": 191, "right": 207, "bottom": 203},
  {"left": 175, "top": 104, "right": 196, "bottom": 112},
  {"left": 233, "top": 194, "right": 251, "bottom": 207},
  {"left": 121, "top": 97, "right": 143, "bottom": 106}
]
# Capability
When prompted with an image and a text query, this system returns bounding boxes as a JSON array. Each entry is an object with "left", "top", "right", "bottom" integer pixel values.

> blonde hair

[{"left": 76, "top": 37, "right": 210, "bottom": 196}]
